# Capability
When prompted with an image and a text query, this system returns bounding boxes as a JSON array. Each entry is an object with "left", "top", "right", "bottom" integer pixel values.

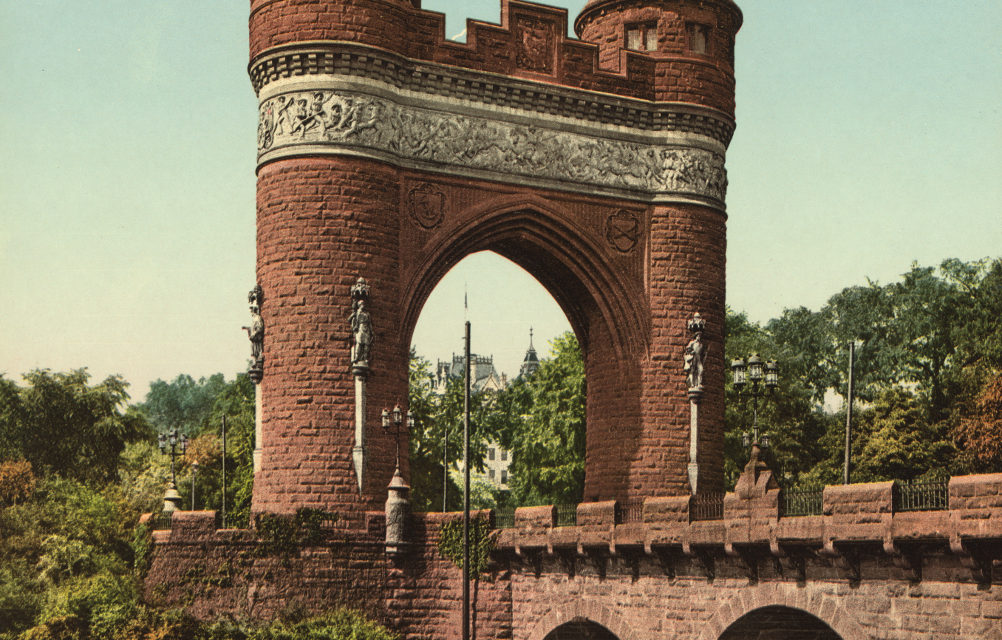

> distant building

[
  {"left": 434, "top": 353, "right": 506, "bottom": 394},
  {"left": 519, "top": 328, "right": 541, "bottom": 378}
]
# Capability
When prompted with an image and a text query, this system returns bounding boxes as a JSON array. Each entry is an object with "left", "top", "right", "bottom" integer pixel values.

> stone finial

[{"left": 244, "top": 285, "right": 265, "bottom": 383}]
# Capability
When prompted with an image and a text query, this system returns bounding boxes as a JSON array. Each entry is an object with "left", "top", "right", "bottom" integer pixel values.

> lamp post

[
  {"left": 381, "top": 404, "right": 412, "bottom": 470},
  {"left": 157, "top": 427, "right": 188, "bottom": 512},
  {"left": 190, "top": 460, "right": 199, "bottom": 511},
  {"left": 731, "top": 354, "right": 779, "bottom": 452},
  {"left": 383, "top": 404, "right": 412, "bottom": 559}
]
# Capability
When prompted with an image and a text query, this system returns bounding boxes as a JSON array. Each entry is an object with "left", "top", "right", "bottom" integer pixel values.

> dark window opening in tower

[
  {"left": 409, "top": 251, "right": 584, "bottom": 514},
  {"left": 626, "top": 22, "right": 658, "bottom": 52},
  {"left": 688, "top": 22, "right": 709, "bottom": 55}
]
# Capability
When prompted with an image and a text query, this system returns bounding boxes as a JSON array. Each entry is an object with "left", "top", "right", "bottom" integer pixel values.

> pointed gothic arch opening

[
  {"left": 407, "top": 249, "right": 582, "bottom": 511},
  {"left": 402, "top": 199, "right": 649, "bottom": 505},
  {"left": 718, "top": 606, "right": 844, "bottom": 640}
]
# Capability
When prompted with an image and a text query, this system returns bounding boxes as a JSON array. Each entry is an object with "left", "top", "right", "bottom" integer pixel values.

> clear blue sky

[{"left": 1, "top": 1, "right": 999, "bottom": 398}]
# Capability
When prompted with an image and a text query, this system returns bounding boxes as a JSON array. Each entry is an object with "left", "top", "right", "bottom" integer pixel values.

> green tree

[
  {"left": 852, "top": 388, "right": 956, "bottom": 482},
  {"left": 407, "top": 352, "right": 500, "bottom": 512},
  {"left": 498, "top": 332, "right": 586, "bottom": 506},
  {"left": 0, "top": 370, "right": 151, "bottom": 484},
  {"left": 148, "top": 373, "right": 257, "bottom": 526},
  {"left": 725, "top": 310, "right": 834, "bottom": 489},
  {"left": 138, "top": 373, "right": 228, "bottom": 436}
]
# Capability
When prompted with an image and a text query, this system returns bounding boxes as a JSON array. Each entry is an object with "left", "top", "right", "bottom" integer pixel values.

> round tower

[
  {"left": 576, "top": 0, "right": 742, "bottom": 113},
  {"left": 575, "top": 0, "right": 743, "bottom": 496}
]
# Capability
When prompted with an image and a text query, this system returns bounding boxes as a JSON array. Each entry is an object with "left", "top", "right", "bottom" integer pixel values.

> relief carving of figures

[
  {"left": 243, "top": 285, "right": 265, "bottom": 382},
  {"left": 257, "top": 90, "right": 728, "bottom": 202},
  {"left": 684, "top": 313, "right": 708, "bottom": 392},
  {"left": 349, "top": 278, "right": 373, "bottom": 372}
]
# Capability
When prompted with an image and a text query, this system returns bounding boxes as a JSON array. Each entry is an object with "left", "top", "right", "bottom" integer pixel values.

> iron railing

[
  {"left": 618, "top": 501, "right": 644, "bottom": 524},
  {"left": 895, "top": 479, "right": 949, "bottom": 512},
  {"left": 555, "top": 504, "right": 577, "bottom": 527},
  {"left": 495, "top": 506, "right": 515, "bottom": 529},
  {"left": 148, "top": 511, "right": 174, "bottom": 531},
  {"left": 779, "top": 487, "right": 824, "bottom": 517},
  {"left": 691, "top": 492, "right": 724, "bottom": 521},
  {"left": 490, "top": 476, "right": 952, "bottom": 530}
]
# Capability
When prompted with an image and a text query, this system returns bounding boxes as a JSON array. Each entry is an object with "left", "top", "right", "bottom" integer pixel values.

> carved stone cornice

[
  {"left": 257, "top": 86, "right": 728, "bottom": 207},
  {"left": 249, "top": 42, "right": 736, "bottom": 145}
]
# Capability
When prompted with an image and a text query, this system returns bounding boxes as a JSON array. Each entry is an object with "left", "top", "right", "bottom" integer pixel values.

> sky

[{"left": 1, "top": 1, "right": 999, "bottom": 399}]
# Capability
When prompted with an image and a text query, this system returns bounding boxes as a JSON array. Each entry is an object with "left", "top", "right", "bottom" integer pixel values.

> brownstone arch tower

[{"left": 248, "top": 0, "right": 742, "bottom": 516}]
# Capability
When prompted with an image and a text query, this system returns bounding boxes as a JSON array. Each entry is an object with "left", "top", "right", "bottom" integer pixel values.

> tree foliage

[
  {"left": 0, "top": 369, "right": 151, "bottom": 484},
  {"left": 953, "top": 375, "right": 1002, "bottom": 472},
  {"left": 138, "top": 373, "right": 228, "bottom": 436},
  {"left": 497, "top": 333, "right": 586, "bottom": 506}
]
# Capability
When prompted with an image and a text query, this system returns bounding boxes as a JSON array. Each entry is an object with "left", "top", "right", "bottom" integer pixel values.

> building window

[
  {"left": 490, "top": 469, "right": 496, "bottom": 480},
  {"left": 488, "top": 447, "right": 495, "bottom": 461},
  {"left": 501, "top": 470, "right": 508, "bottom": 483},
  {"left": 501, "top": 450, "right": 507, "bottom": 462},
  {"left": 626, "top": 22, "right": 657, "bottom": 52},
  {"left": 687, "top": 23, "right": 709, "bottom": 55}
]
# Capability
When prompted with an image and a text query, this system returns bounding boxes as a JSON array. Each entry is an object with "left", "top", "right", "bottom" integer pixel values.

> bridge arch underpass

[{"left": 717, "top": 606, "right": 844, "bottom": 640}]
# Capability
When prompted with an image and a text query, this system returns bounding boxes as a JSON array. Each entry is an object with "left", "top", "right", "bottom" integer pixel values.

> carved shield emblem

[
  {"left": 515, "top": 16, "right": 554, "bottom": 73},
  {"left": 606, "top": 210, "right": 640, "bottom": 253},
  {"left": 407, "top": 183, "right": 445, "bottom": 229}
]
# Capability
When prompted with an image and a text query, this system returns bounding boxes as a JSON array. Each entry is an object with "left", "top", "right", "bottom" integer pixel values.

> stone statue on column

[
  {"left": 349, "top": 278, "right": 373, "bottom": 374},
  {"left": 243, "top": 285, "right": 265, "bottom": 473},
  {"left": 243, "top": 285, "right": 265, "bottom": 383},
  {"left": 683, "top": 312, "right": 707, "bottom": 398},
  {"left": 349, "top": 277, "right": 372, "bottom": 493},
  {"left": 684, "top": 312, "right": 707, "bottom": 494}
]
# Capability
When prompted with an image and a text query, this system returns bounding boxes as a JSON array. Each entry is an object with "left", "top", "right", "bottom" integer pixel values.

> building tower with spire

[{"left": 519, "top": 328, "right": 541, "bottom": 378}]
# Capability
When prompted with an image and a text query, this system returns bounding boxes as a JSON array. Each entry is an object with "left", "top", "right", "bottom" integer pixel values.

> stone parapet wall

[
  {"left": 143, "top": 475, "right": 1002, "bottom": 639},
  {"left": 143, "top": 510, "right": 512, "bottom": 639},
  {"left": 497, "top": 474, "right": 1002, "bottom": 568}
]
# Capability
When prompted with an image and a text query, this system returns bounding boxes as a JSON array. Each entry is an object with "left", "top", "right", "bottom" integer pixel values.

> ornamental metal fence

[
  {"left": 894, "top": 478, "right": 949, "bottom": 512},
  {"left": 779, "top": 487, "right": 824, "bottom": 517},
  {"left": 490, "top": 476, "right": 951, "bottom": 530},
  {"left": 148, "top": 511, "right": 174, "bottom": 531},
  {"left": 555, "top": 503, "right": 577, "bottom": 527},
  {"left": 690, "top": 492, "right": 724, "bottom": 521},
  {"left": 495, "top": 506, "right": 515, "bottom": 529},
  {"left": 618, "top": 501, "right": 644, "bottom": 524}
]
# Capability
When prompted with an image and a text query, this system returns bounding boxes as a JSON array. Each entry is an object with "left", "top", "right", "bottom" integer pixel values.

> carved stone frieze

[{"left": 257, "top": 89, "right": 728, "bottom": 204}]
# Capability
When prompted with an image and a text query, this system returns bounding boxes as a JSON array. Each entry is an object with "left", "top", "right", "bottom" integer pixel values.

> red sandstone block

[
  {"left": 577, "top": 501, "right": 617, "bottom": 528},
  {"left": 515, "top": 505, "right": 556, "bottom": 531},
  {"left": 824, "top": 481, "right": 893, "bottom": 516}
]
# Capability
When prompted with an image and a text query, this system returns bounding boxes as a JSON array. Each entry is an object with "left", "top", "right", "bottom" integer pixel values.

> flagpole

[{"left": 462, "top": 320, "right": 471, "bottom": 640}]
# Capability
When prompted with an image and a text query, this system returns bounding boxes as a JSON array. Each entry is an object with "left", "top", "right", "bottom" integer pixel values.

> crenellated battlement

[{"left": 249, "top": 0, "right": 740, "bottom": 115}]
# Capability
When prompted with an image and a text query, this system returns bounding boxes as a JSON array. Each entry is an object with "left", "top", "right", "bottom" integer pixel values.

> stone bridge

[
  {"left": 143, "top": 0, "right": 1002, "bottom": 636},
  {"left": 145, "top": 462, "right": 1002, "bottom": 638}
]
